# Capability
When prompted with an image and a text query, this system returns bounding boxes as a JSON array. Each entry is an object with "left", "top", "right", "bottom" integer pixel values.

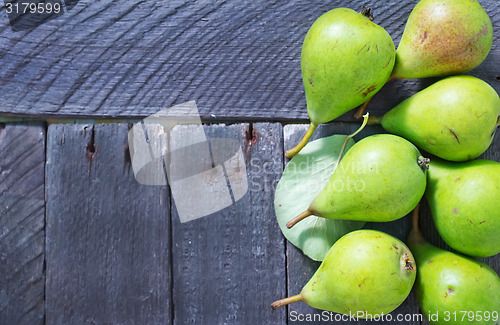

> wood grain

[
  {"left": 1, "top": 116, "right": 497, "bottom": 325},
  {"left": 45, "top": 123, "right": 172, "bottom": 324},
  {"left": 284, "top": 123, "right": 421, "bottom": 324},
  {"left": 0, "top": 123, "right": 45, "bottom": 325},
  {"left": 170, "top": 123, "right": 287, "bottom": 324},
  {"left": 0, "top": 0, "right": 498, "bottom": 121}
]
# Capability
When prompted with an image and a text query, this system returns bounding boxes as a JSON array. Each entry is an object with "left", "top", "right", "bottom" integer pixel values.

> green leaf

[{"left": 275, "top": 135, "right": 365, "bottom": 261}]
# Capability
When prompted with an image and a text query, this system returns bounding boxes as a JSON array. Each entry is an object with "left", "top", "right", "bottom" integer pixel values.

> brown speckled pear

[
  {"left": 391, "top": 0, "right": 493, "bottom": 79},
  {"left": 378, "top": 75, "right": 500, "bottom": 162}
]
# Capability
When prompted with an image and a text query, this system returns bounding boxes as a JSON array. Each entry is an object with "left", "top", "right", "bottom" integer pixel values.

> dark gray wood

[
  {"left": 170, "top": 123, "right": 287, "bottom": 324},
  {"left": 283, "top": 124, "right": 334, "bottom": 325},
  {"left": 45, "top": 123, "right": 172, "bottom": 324},
  {"left": 0, "top": 0, "right": 498, "bottom": 121},
  {"left": 0, "top": 123, "right": 45, "bottom": 325},
  {"left": 284, "top": 123, "right": 421, "bottom": 324}
]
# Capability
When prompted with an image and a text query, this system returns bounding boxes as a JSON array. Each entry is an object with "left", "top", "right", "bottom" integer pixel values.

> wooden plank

[
  {"left": 0, "top": 0, "right": 498, "bottom": 121},
  {"left": 170, "top": 123, "right": 287, "bottom": 324},
  {"left": 45, "top": 123, "right": 172, "bottom": 324},
  {"left": 0, "top": 123, "right": 45, "bottom": 325},
  {"left": 283, "top": 123, "right": 421, "bottom": 325}
]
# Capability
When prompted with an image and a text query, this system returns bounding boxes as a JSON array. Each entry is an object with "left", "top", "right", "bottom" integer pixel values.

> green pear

[
  {"left": 374, "top": 75, "right": 500, "bottom": 162},
  {"left": 354, "top": 0, "right": 493, "bottom": 118},
  {"left": 286, "top": 134, "right": 427, "bottom": 228},
  {"left": 272, "top": 230, "right": 416, "bottom": 317},
  {"left": 426, "top": 158, "right": 500, "bottom": 257},
  {"left": 408, "top": 207, "right": 500, "bottom": 325},
  {"left": 392, "top": 0, "right": 493, "bottom": 79},
  {"left": 286, "top": 7, "right": 395, "bottom": 158}
]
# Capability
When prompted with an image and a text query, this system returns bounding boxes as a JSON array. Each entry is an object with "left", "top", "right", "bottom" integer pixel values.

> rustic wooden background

[{"left": 0, "top": 0, "right": 499, "bottom": 324}]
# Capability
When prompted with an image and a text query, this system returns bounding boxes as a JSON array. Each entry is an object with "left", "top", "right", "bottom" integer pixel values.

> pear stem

[
  {"left": 408, "top": 204, "right": 426, "bottom": 246},
  {"left": 359, "top": 6, "right": 374, "bottom": 21},
  {"left": 286, "top": 115, "right": 371, "bottom": 229},
  {"left": 412, "top": 204, "right": 420, "bottom": 234},
  {"left": 285, "top": 122, "right": 317, "bottom": 159},
  {"left": 354, "top": 75, "right": 396, "bottom": 119},
  {"left": 367, "top": 115, "right": 382, "bottom": 125},
  {"left": 348, "top": 113, "right": 369, "bottom": 138},
  {"left": 286, "top": 210, "right": 313, "bottom": 229},
  {"left": 418, "top": 156, "right": 431, "bottom": 171},
  {"left": 271, "top": 294, "right": 303, "bottom": 310},
  {"left": 354, "top": 96, "right": 373, "bottom": 119},
  {"left": 334, "top": 113, "right": 370, "bottom": 169}
]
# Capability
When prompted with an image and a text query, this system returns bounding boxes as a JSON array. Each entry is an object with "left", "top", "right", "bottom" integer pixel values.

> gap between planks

[{"left": 5, "top": 121, "right": 498, "bottom": 325}]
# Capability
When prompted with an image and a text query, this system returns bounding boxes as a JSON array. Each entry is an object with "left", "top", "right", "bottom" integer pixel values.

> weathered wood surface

[
  {"left": 45, "top": 124, "right": 172, "bottom": 324},
  {"left": 1, "top": 120, "right": 499, "bottom": 324},
  {"left": 0, "top": 0, "right": 498, "bottom": 121},
  {"left": 171, "top": 123, "right": 287, "bottom": 324},
  {"left": 0, "top": 123, "right": 45, "bottom": 325},
  {"left": 284, "top": 124, "right": 421, "bottom": 325}
]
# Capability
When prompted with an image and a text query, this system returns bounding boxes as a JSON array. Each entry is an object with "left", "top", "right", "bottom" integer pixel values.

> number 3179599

[
  {"left": 443, "top": 311, "right": 498, "bottom": 322},
  {"left": 5, "top": 2, "right": 62, "bottom": 14}
]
